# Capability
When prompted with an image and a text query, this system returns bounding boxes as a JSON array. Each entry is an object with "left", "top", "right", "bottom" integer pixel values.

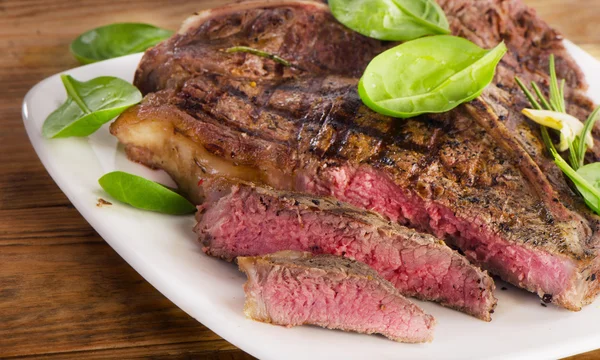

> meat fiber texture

[
  {"left": 111, "top": 0, "right": 600, "bottom": 310},
  {"left": 196, "top": 181, "right": 496, "bottom": 320},
  {"left": 238, "top": 250, "right": 436, "bottom": 343}
]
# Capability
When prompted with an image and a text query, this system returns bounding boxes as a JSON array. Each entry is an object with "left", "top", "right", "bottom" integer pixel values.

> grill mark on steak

[
  {"left": 177, "top": 74, "right": 403, "bottom": 151},
  {"left": 196, "top": 180, "right": 497, "bottom": 320},
  {"left": 464, "top": 100, "right": 567, "bottom": 223},
  {"left": 135, "top": 0, "right": 389, "bottom": 94},
  {"left": 112, "top": 0, "right": 600, "bottom": 310}
]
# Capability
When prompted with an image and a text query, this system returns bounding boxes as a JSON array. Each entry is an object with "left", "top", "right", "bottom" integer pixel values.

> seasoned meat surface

[{"left": 112, "top": 0, "right": 600, "bottom": 310}]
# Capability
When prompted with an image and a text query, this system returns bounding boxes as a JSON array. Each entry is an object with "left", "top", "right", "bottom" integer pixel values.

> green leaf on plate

[
  {"left": 42, "top": 75, "right": 142, "bottom": 138},
  {"left": 575, "top": 163, "right": 600, "bottom": 215},
  {"left": 98, "top": 171, "right": 196, "bottom": 215},
  {"left": 329, "top": 0, "right": 449, "bottom": 41},
  {"left": 71, "top": 23, "right": 173, "bottom": 64},
  {"left": 358, "top": 35, "right": 507, "bottom": 118}
]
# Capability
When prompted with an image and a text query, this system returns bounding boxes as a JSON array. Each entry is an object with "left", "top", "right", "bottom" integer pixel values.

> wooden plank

[
  {"left": 0, "top": 241, "right": 237, "bottom": 358},
  {"left": 0, "top": 1, "right": 250, "bottom": 358},
  {"left": 0, "top": 207, "right": 96, "bottom": 245},
  {"left": 565, "top": 350, "right": 600, "bottom": 360},
  {"left": 0, "top": 170, "right": 71, "bottom": 211},
  {"left": 525, "top": 0, "right": 600, "bottom": 45},
  {"left": 8, "top": 346, "right": 253, "bottom": 360}
]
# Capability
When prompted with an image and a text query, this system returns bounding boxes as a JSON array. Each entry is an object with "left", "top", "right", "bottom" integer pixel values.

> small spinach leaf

[
  {"left": 71, "top": 23, "right": 173, "bottom": 64},
  {"left": 358, "top": 35, "right": 506, "bottom": 118},
  {"left": 576, "top": 163, "right": 600, "bottom": 214},
  {"left": 98, "top": 171, "right": 196, "bottom": 215},
  {"left": 393, "top": 0, "right": 449, "bottom": 31},
  {"left": 42, "top": 75, "right": 142, "bottom": 138},
  {"left": 329, "top": 0, "right": 449, "bottom": 41},
  {"left": 549, "top": 149, "right": 600, "bottom": 215}
]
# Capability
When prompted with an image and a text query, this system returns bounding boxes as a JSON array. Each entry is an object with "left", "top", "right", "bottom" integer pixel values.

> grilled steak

[
  {"left": 111, "top": 0, "right": 600, "bottom": 310},
  {"left": 196, "top": 180, "right": 496, "bottom": 320},
  {"left": 238, "top": 250, "right": 436, "bottom": 343}
]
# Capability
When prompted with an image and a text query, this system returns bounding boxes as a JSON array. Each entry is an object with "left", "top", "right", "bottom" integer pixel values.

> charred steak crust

[
  {"left": 238, "top": 250, "right": 436, "bottom": 343},
  {"left": 112, "top": 0, "right": 600, "bottom": 309},
  {"left": 134, "top": 0, "right": 387, "bottom": 95},
  {"left": 196, "top": 180, "right": 497, "bottom": 320}
]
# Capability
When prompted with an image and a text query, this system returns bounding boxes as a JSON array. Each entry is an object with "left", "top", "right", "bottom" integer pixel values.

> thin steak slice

[
  {"left": 112, "top": 0, "right": 600, "bottom": 310},
  {"left": 196, "top": 181, "right": 497, "bottom": 320},
  {"left": 238, "top": 250, "right": 436, "bottom": 343}
]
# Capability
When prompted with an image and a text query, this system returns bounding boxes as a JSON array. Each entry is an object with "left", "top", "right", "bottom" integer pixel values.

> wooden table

[{"left": 1, "top": 0, "right": 599, "bottom": 358}]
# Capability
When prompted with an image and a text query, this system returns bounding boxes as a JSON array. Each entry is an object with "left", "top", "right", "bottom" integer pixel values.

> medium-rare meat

[
  {"left": 238, "top": 250, "right": 436, "bottom": 343},
  {"left": 196, "top": 181, "right": 496, "bottom": 320},
  {"left": 111, "top": 0, "right": 600, "bottom": 310}
]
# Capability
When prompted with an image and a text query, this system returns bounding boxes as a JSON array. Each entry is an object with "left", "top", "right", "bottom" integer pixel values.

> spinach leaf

[
  {"left": 549, "top": 149, "right": 600, "bottom": 215},
  {"left": 576, "top": 163, "right": 600, "bottom": 214},
  {"left": 329, "top": 0, "right": 449, "bottom": 41},
  {"left": 98, "top": 171, "right": 196, "bottom": 215},
  {"left": 358, "top": 35, "right": 506, "bottom": 118},
  {"left": 71, "top": 23, "right": 173, "bottom": 64},
  {"left": 42, "top": 75, "right": 142, "bottom": 138}
]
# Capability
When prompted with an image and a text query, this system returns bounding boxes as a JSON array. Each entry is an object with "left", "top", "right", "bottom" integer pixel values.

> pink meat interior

[
  {"left": 297, "top": 165, "right": 576, "bottom": 301},
  {"left": 244, "top": 261, "right": 435, "bottom": 342},
  {"left": 199, "top": 186, "right": 496, "bottom": 319}
]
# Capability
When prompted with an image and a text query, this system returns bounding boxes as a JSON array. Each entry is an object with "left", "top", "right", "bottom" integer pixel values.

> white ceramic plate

[{"left": 22, "top": 41, "right": 600, "bottom": 360}]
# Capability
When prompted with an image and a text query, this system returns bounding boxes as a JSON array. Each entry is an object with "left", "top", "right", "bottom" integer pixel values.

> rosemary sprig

[
  {"left": 515, "top": 55, "right": 600, "bottom": 215},
  {"left": 548, "top": 55, "right": 565, "bottom": 113},
  {"left": 515, "top": 77, "right": 542, "bottom": 109},
  {"left": 225, "top": 46, "right": 295, "bottom": 68},
  {"left": 531, "top": 82, "right": 552, "bottom": 111},
  {"left": 515, "top": 78, "right": 560, "bottom": 158}
]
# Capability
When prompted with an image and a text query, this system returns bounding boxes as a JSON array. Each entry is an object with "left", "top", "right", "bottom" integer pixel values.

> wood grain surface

[{"left": 1, "top": 0, "right": 599, "bottom": 359}]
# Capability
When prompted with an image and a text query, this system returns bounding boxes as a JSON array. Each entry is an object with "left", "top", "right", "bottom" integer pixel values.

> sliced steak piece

[
  {"left": 196, "top": 181, "right": 497, "bottom": 320},
  {"left": 238, "top": 250, "right": 436, "bottom": 343},
  {"left": 112, "top": 0, "right": 600, "bottom": 310}
]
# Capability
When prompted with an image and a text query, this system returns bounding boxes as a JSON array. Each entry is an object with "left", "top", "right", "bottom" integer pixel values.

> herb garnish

[
  {"left": 516, "top": 55, "right": 600, "bottom": 215},
  {"left": 225, "top": 46, "right": 296, "bottom": 68},
  {"left": 358, "top": 35, "right": 506, "bottom": 118},
  {"left": 71, "top": 23, "right": 173, "bottom": 64},
  {"left": 98, "top": 171, "right": 196, "bottom": 215},
  {"left": 42, "top": 75, "right": 142, "bottom": 138},
  {"left": 329, "top": 0, "right": 450, "bottom": 41}
]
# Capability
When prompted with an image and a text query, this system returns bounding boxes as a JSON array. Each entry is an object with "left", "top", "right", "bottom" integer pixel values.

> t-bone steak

[{"left": 111, "top": 0, "right": 600, "bottom": 310}]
